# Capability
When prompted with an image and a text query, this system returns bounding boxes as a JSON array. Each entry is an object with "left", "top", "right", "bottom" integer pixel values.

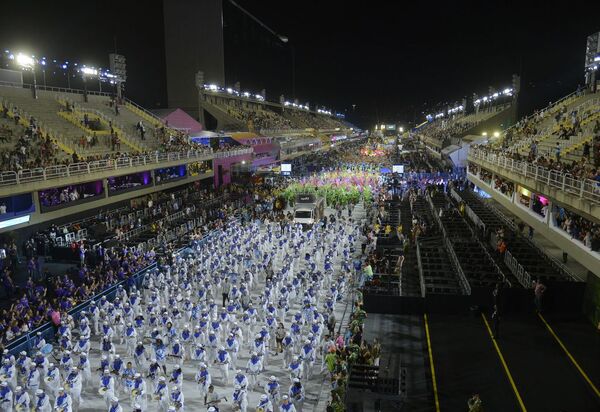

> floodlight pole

[
  {"left": 31, "top": 69, "right": 37, "bottom": 99},
  {"left": 83, "top": 74, "right": 88, "bottom": 102}
]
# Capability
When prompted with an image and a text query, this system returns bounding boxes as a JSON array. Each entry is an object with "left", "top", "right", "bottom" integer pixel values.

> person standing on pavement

[
  {"left": 221, "top": 278, "right": 231, "bottom": 307},
  {"left": 533, "top": 279, "right": 546, "bottom": 313}
]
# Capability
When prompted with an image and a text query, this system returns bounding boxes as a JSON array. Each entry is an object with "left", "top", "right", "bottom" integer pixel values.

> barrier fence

[
  {"left": 415, "top": 240, "right": 426, "bottom": 297},
  {"left": 427, "top": 193, "right": 472, "bottom": 295},
  {"left": 504, "top": 250, "right": 532, "bottom": 288}
]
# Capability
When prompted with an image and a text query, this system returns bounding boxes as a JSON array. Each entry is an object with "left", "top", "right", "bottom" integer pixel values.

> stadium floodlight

[
  {"left": 208, "top": 84, "right": 218, "bottom": 91},
  {"left": 81, "top": 67, "right": 98, "bottom": 76},
  {"left": 226, "top": 88, "right": 234, "bottom": 94},
  {"left": 242, "top": 92, "right": 250, "bottom": 97},
  {"left": 255, "top": 94, "right": 263, "bottom": 100},
  {"left": 16, "top": 53, "right": 35, "bottom": 68}
]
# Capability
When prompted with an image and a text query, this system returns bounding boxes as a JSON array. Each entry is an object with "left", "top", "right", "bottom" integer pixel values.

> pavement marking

[
  {"left": 423, "top": 314, "right": 441, "bottom": 412},
  {"left": 481, "top": 313, "right": 527, "bottom": 412},
  {"left": 537, "top": 313, "right": 600, "bottom": 399}
]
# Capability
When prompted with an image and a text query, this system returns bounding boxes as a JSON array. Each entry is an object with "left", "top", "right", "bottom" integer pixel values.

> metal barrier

[
  {"left": 469, "top": 149, "right": 600, "bottom": 204},
  {"left": 415, "top": 241, "right": 426, "bottom": 298},
  {"left": 444, "top": 236, "right": 472, "bottom": 295},
  {"left": 504, "top": 250, "right": 532, "bottom": 288},
  {"left": 426, "top": 193, "right": 471, "bottom": 295}
]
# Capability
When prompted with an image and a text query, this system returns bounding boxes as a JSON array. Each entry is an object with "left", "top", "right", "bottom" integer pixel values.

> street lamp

[
  {"left": 278, "top": 34, "right": 296, "bottom": 98},
  {"left": 16, "top": 53, "right": 37, "bottom": 98}
]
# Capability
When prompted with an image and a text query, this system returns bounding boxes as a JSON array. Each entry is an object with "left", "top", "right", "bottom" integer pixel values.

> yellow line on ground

[
  {"left": 537, "top": 313, "right": 600, "bottom": 399},
  {"left": 423, "top": 314, "right": 441, "bottom": 412},
  {"left": 481, "top": 313, "right": 527, "bottom": 412}
]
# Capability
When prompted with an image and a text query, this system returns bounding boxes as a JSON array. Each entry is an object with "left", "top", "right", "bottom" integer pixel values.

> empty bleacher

[
  {"left": 413, "top": 195, "right": 463, "bottom": 294},
  {"left": 435, "top": 192, "right": 507, "bottom": 288},
  {"left": 457, "top": 189, "right": 572, "bottom": 283}
]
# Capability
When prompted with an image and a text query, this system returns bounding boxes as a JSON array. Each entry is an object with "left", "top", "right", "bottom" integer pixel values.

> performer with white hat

[
  {"left": 130, "top": 374, "right": 146, "bottom": 412},
  {"left": 288, "top": 378, "right": 305, "bottom": 412},
  {"left": 124, "top": 323, "right": 137, "bottom": 357},
  {"left": 168, "top": 386, "right": 184, "bottom": 411},
  {"left": 14, "top": 386, "right": 29, "bottom": 411},
  {"left": 53, "top": 387, "right": 72, "bottom": 412},
  {"left": 264, "top": 376, "right": 280, "bottom": 410},
  {"left": 245, "top": 352, "right": 262, "bottom": 390},
  {"left": 1, "top": 359, "right": 16, "bottom": 392},
  {"left": 78, "top": 353, "right": 91, "bottom": 388},
  {"left": 65, "top": 367, "right": 83, "bottom": 408},
  {"left": 214, "top": 347, "right": 230, "bottom": 382},
  {"left": 0, "top": 382, "right": 11, "bottom": 412},
  {"left": 108, "top": 396, "right": 123, "bottom": 412},
  {"left": 255, "top": 394, "right": 273, "bottom": 412},
  {"left": 33, "top": 389, "right": 51, "bottom": 412},
  {"left": 232, "top": 384, "right": 248, "bottom": 412},
  {"left": 279, "top": 395, "right": 296, "bottom": 412},
  {"left": 43, "top": 363, "right": 60, "bottom": 398},
  {"left": 194, "top": 363, "right": 211, "bottom": 400},
  {"left": 25, "top": 363, "right": 41, "bottom": 396},
  {"left": 99, "top": 369, "right": 116, "bottom": 409},
  {"left": 153, "top": 376, "right": 169, "bottom": 412}
]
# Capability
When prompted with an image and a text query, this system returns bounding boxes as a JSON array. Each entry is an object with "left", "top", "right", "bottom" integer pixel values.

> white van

[{"left": 293, "top": 194, "right": 325, "bottom": 226}]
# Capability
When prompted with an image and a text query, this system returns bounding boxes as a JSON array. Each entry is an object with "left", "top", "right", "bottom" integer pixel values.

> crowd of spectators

[
  {"left": 1, "top": 104, "right": 63, "bottom": 171},
  {"left": 493, "top": 176, "right": 514, "bottom": 198},
  {"left": 553, "top": 206, "right": 600, "bottom": 252},
  {"left": 38, "top": 185, "right": 100, "bottom": 209},
  {"left": 226, "top": 105, "right": 293, "bottom": 131}
]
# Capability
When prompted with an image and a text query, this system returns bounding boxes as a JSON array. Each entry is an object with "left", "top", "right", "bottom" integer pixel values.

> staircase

[
  {"left": 0, "top": 86, "right": 79, "bottom": 155},
  {"left": 58, "top": 94, "right": 154, "bottom": 152}
]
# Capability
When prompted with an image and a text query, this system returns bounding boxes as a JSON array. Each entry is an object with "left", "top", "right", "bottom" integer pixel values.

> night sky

[{"left": 0, "top": 1, "right": 599, "bottom": 128}]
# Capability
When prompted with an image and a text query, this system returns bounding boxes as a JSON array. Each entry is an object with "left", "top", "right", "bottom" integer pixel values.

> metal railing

[
  {"left": 426, "top": 193, "right": 471, "bottom": 294},
  {"left": 415, "top": 240, "right": 426, "bottom": 297},
  {"left": 503, "top": 250, "right": 532, "bottom": 288},
  {"left": 468, "top": 149, "right": 600, "bottom": 204},
  {"left": 0, "top": 148, "right": 251, "bottom": 188}
]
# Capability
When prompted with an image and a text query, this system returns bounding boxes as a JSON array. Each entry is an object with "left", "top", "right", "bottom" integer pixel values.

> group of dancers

[{"left": 0, "top": 213, "right": 361, "bottom": 412}]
